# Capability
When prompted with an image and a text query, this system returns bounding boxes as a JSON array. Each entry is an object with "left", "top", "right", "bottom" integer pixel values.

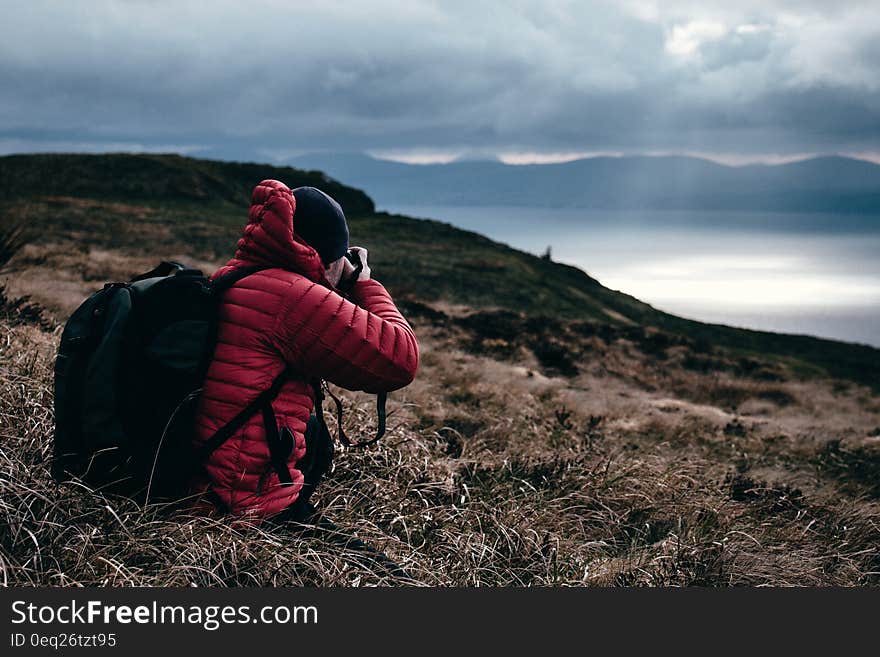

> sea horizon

[{"left": 382, "top": 203, "right": 880, "bottom": 348}]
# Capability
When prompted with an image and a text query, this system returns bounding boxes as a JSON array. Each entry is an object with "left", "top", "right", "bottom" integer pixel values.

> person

[{"left": 191, "top": 179, "right": 419, "bottom": 520}]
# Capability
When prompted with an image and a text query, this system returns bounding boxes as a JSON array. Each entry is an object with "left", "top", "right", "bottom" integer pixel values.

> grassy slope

[
  {"left": 1, "top": 152, "right": 878, "bottom": 388},
  {"left": 4, "top": 291, "right": 880, "bottom": 586}
]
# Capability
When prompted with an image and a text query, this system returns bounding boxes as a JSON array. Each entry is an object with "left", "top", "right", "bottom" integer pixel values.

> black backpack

[{"left": 53, "top": 261, "right": 386, "bottom": 504}]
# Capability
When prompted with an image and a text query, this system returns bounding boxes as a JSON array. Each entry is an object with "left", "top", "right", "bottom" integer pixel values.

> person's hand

[{"left": 344, "top": 246, "right": 371, "bottom": 281}]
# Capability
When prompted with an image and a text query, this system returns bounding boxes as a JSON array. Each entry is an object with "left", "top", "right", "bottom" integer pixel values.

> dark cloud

[{"left": 1, "top": 1, "right": 879, "bottom": 161}]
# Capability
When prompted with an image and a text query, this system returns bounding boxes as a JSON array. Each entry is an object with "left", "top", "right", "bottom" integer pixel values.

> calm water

[{"left": 383, "top": 204, "right": 880, "bottom": 347}]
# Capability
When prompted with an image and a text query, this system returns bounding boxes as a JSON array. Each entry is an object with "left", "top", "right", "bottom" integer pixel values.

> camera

[{"left": 345, "top": 249, "right": 361, "bottom": 266}]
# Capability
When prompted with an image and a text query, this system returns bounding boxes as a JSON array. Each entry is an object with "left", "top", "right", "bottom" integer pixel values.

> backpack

[{"left": 52, "top": 260, "right": 387, "bottom": 504}]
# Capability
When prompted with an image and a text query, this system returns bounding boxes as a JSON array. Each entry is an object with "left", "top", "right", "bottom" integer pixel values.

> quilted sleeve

[{"left": 272, "top": 278, "right": 419, "bottom": 393}]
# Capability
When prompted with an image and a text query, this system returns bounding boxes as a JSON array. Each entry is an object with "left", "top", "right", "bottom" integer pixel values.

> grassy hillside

[
  {"left": 3, "top": 308, "right": 880, "bottom": 587},
  {"left": 0, "top": 152, "right": 374, "bottom": 214},
  {"left": 1, "top": 152, "right": 876, "bottom": 388},
  {"left": 1, "top": 152, "right": 879, "bottom": 587}
]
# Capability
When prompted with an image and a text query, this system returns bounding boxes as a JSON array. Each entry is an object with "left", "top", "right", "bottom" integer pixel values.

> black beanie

[{"left": 292, "top": 186, "right": 350, "bottom": 266}]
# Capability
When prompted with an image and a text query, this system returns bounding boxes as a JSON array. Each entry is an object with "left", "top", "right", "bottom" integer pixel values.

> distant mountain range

[{"left": 289, "top": 152, "right": 880, "bottom": 213}]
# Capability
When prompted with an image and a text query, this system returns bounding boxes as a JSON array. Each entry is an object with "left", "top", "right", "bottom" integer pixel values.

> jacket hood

[{"left": 222, "top": 179, "right": 326, "bottom": 283}]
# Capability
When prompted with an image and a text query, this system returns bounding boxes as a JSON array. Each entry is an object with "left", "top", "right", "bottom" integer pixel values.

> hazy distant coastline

[{"left": 384, "top": 203, "right": 880, "bottom": 348}]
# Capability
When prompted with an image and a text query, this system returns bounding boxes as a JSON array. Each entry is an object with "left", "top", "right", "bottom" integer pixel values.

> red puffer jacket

[{"left": 192, "top": 179, "right": 419, "bottom": 518}]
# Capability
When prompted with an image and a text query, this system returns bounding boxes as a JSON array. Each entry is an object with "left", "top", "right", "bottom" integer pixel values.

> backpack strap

[
  {"left": 210, "top": 265, "right": 270, "bottom": 294},
  {"left": 130, "top": 261, "right": 201, "bottom": 282},
  {"left": 191, "top": 265, "right": 273, "bottom": 381},
  {"left": 195, "top": 266, "right": 287, "bottom": 462},
  {"left": 261, "top": 403, "right": 295, "bottom": 486},
  {"left": 195, "top": 367, "right": 293, "bottom": 462}
]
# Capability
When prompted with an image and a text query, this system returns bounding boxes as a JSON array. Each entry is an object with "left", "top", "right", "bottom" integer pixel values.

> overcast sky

[{"left": 2, "top": 0, "right": 879, "bottom": 164}]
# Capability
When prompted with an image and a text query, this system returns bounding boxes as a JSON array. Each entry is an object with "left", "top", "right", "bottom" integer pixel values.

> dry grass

[{"left": 2, "top": 296, "right": 879, "bottom": 586}]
